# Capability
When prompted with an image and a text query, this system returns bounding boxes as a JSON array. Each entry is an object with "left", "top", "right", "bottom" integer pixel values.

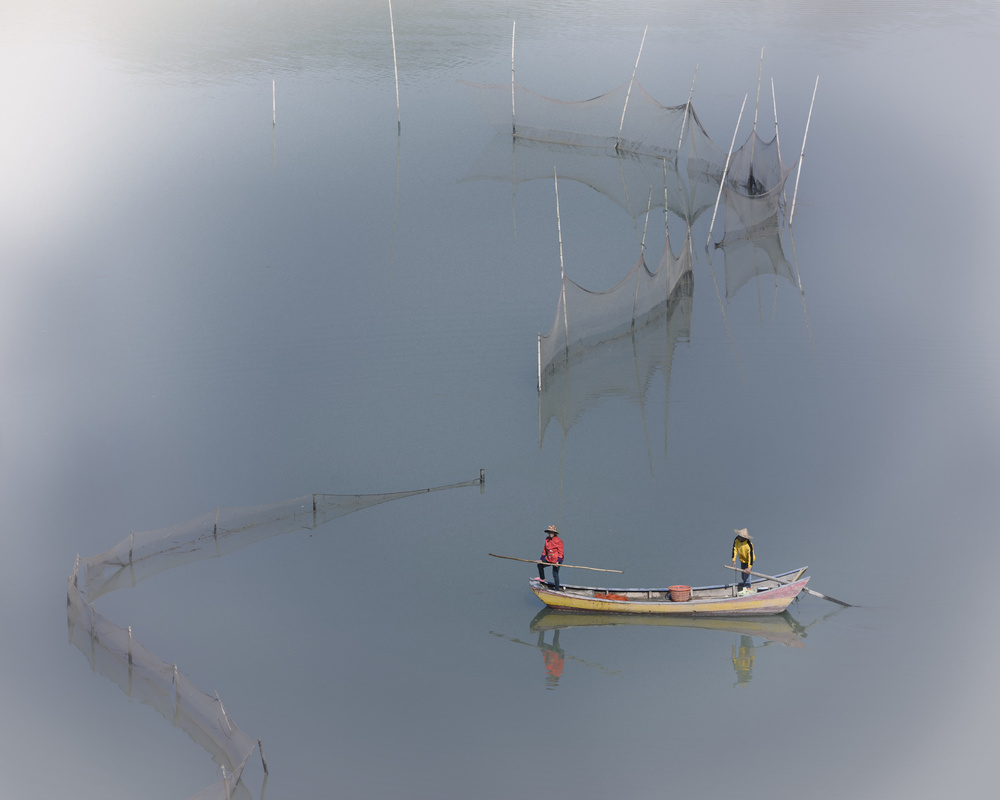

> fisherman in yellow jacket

[{"left": 732, "top": 528, "right": 755, "bottom": 594}]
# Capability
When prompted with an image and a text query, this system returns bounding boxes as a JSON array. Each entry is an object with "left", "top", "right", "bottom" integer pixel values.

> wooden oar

[
  {"left": 489, "top": 553, "right": 623, "bottom": 573},
  {"left": 723, "top": 564, "right": 852, "bottom": 608}
]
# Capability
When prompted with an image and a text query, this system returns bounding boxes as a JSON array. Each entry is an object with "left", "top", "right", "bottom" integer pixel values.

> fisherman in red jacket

[{"left": 537, "top": 524, "right": 564, "bottom": 588}]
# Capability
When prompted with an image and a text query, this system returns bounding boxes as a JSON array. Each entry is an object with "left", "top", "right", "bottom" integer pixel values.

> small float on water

[{"left": 529, "top": 567, "right": 810, "bottom": 616}]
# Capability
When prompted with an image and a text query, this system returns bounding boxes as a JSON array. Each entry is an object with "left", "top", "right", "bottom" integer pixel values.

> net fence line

[
  {"left": 461, "top": 78, "right": 797, "bottom": 239},
  {"left": 67, "top": 474, "right": 484, "bottom": 800}
]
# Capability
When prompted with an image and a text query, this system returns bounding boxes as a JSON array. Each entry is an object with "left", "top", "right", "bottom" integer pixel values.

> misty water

[{"left": 2, "top": 2, "right": 999, "bottom": 798}]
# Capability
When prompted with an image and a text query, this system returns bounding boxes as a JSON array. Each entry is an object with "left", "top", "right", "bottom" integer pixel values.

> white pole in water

[
  {"left": 677, "top": 65, "right": 698, "bottom": 154},
  {"left": 272, "top": 79, "right": 275, "bottom": 126},
  {"left": 707, "top": 93, "right": 747, "bottom": 247},
  {"left": 511, "top": 20, "right": 516, "bottom": 135},
  {"left": 537, "top": 333, "right": 542, "bottom": 392},
  {"left": 790, "top": 75, "right": 818, "bottom": 226},
  {"left": 617, "top": 24, "right": 648, "bottom": 151},
  {"left": 389, "top": 0, "right": 400, "bottom": 132},
  {"left": 554, "top": 168, "right": 569, "bottom": 359},
  {"left": 663, "top": 158, "right": 669, "bottom": 236},
  {"left": 771, "top": 78, "right": 781, "bottom": 163},
  {"left": 748, "top": 46, "right": 764, "bottom": 177}
]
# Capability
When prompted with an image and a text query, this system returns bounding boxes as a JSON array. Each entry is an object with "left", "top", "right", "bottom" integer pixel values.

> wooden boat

[{"left": 529, "top": 567, "right": 809, "bottom": 616}]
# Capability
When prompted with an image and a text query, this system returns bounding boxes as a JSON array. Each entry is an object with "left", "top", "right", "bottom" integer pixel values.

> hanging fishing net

[
  {"left": 461, "top": 77, "right": 800, "bottom": 240},
  {"left": 463, "top": 132, "right": 720, "bottom": 226},
  {"left": 538, "top": 268, "right": 692, "bottom": 450},
  {"left": 538, "top": 221, "right": 693, "bottom": 387},
  {"left": 714, "top": 216, "right": 800, "bottom": 300}
]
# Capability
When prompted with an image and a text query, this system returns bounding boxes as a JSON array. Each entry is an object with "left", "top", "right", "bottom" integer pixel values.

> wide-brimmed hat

[
  {"left": 734, "top": 528, "right": 752, "bottom": 540},
  {"left": 545, "top": 524, "right": 559, "bottom": 534}
]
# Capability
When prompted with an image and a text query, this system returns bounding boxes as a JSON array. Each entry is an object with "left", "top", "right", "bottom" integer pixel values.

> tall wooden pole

[
  {"left": 617, "top": 25, "right": 648, "bottom": 151},
  {"left": 511, "top": 21, "right": 516, "bottom": 135},
  {"left": 389, "top": 0, "right": 400, "bottom": 132},
  {"left": 707, "top": 94, "right": 747, "bottom": 247},
  {"left": 790, "top": 76, "right": 818, "bottom": 226},
  {"left": 554, "top": 169, "right": 568, "bottom": 359},
  {"left": 750, "top": 46, "right": 764, "bottom": 165},
  {"left": 677, "top": 66, "right": 698, "bottom": 154}
]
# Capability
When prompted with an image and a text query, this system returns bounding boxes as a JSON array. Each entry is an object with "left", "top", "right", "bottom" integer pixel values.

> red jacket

[{"left": 542, "top": 535, "right": 564, "bottom": 564}]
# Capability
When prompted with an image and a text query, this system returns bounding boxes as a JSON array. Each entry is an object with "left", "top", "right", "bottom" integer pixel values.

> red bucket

[{"left": 668, "top": 585, "right": 691, "bottom": 602}]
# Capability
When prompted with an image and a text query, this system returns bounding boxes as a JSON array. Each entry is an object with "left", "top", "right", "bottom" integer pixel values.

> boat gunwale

[{"left": 531, "top": 567, "right": 808, "bottom": 597}]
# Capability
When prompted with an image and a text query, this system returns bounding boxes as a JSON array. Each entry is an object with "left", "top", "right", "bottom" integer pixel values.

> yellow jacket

[{"left": 732, "top": 537, "right": 754, "bottom": 566}]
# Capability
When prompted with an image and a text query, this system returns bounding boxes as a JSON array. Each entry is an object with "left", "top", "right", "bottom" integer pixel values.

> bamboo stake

[
  {"left": 617, "top": 25, "right": 647, "bottom": 151},
  {"left": 677, "top": 66, "right": 698, "bottom": 153},
  {"left": 706, "top": 93, "right": 747, "bottom": 247},
  {"left": 771, "top": 78, "right": 782, "bottom": 168},
  {"left": 389, "top": 0, "right": 400, "bottom": 132},
  {"left": 750, "top": 46, "right": 764, "bottom": 166},
  {"left": 272, "top": 79, "right": 275, "bottom": 126},
  {"left": 489, "top": 553, "right": 624, "bottom": 573},
  {"left": 631, "top": 187, "right": 653, "bottom": 329},
  {"left": 216, "top": 691, "right": 233, "bottom": 732},
  {"left": 772, "top": 77, "right": 788, "bottom": 212},
  {"left": 553, "top": 169, "right": 568, "bottom": 359},
  {"left": 511, "top": 20, "right": 516, "bottom": 135},
  {"left": 789, "top": 75, "right": 818, "bottom": 226},
  {"left": 537, "top": 333, "right": 542, "bottom": 392},
  {"left": 258, "top": 738, "right": 269, "bottom": 775}
]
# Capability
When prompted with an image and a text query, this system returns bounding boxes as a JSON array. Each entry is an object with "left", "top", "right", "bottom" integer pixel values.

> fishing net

[
  {"left": 538, "top": 222, "right": 693, "bottom": 388},
  {"left": 538, "top": 269, "right": 693, "bottom": 450},
  {"left": 461, "top": 79, "right": 719, "bottom": 163},
  {"left": 67, "top": 477, "right": 483, "bottom": 800},
  {"left": 461, "top": 78, "right": 798, "bottom": 238},
  {"left": 463, "top": 133, "right": 719, "bottom": 226},
  {"left": 714, "top": 216, "right": 800, "bottom": 300}
]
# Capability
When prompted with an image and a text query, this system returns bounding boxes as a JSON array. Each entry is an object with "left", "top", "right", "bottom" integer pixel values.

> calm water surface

[{"left": 2, "top": 2, "right": 999, "bottom": 798}]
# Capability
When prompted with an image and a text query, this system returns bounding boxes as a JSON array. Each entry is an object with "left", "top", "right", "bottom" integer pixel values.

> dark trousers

[
  {"left": 739, "top": 563, "right": 751, "bottom": 589},
  {"left": 538, "top": 562, "right": 561, "bottom": 588}
]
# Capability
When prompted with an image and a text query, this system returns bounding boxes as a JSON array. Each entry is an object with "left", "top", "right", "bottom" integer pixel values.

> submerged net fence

[{"left": 67, "top": 474, "right": 484, "bottom": 800}]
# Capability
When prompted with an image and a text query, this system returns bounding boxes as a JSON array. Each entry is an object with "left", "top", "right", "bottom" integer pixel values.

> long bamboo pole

[
  {"left": 554, "top": 169, "right": 568, "bottom": 359},
  {"left": 511, "top": 20, "right": 516, "bottom": 135},
  {"left": 706, "top": 93, "right": 747, "bottom": 247},
  {"left": 490, "top": 553, "right": 624, "bottom": 573},
  {"left": 617, "top": 25, "right": 648, "bottom": 151},
  {"left": 722, "top": 564, "right": 851, "bottom": 607},
  {"left": 789, "top": 75, "right": 818, "bottom": 226},
  {"left": 750, "top": 46, "right": 764, "bottom": 166},
  {"left": 677, "top": 66, "right": 698, "bottom": 153},
  {"left": 389, "top": 0, "right": 400, "bottom": 132}
]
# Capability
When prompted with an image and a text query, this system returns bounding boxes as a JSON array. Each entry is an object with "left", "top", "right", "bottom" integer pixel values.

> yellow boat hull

[{"left": 529, "top": 570, "right": 808, "bottom": 617}]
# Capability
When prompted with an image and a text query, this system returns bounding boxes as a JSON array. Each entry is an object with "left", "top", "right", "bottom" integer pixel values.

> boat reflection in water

[
  {"left": 529, "top": 607, "right": 808, "bottom": 647},
  {"left": 506, "top": 608, "right": 815, "bottom": 690}
]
